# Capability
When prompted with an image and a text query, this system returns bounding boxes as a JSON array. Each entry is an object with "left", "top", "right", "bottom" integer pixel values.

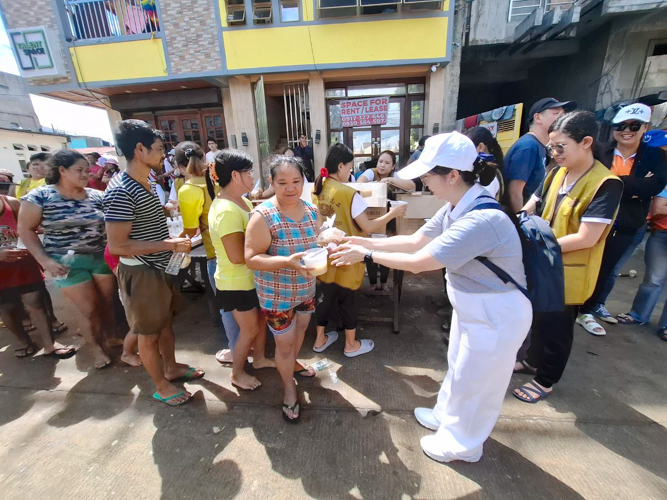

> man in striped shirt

[{"left": 104, "top": 120, "right": 204, "bottom": 407}]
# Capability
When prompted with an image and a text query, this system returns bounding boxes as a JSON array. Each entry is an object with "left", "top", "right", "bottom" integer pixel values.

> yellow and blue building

[{"left": 2, "top": 0, "right": 456, "bottom": 172}]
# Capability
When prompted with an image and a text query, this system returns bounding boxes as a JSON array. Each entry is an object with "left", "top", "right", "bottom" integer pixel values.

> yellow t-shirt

[
  {"left": 15, "top": 178, "right": 46, "bottom": 199},
  {"left": 178, "top": 177, "right": 215, "bottom": 259},
  {"left": 208, "top": 197, "right": 254, "bottom": 291}
]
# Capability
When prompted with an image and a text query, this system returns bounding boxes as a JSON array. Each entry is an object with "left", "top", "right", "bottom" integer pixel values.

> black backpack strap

[{"left": 467, "top": 199, "right": 529, "bottom": 297}]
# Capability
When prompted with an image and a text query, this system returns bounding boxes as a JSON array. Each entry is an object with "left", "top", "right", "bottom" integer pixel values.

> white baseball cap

[
  {"left": 397, "top": 132, "right": 478, "bottom": 180},
  {"left": 612, "top": 103, "right": 652, "bottom": 124}
]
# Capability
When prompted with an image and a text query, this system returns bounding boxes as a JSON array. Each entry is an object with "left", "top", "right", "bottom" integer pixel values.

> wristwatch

[{"left": 363, "top": 250, "right": 374, "bottom": 265}]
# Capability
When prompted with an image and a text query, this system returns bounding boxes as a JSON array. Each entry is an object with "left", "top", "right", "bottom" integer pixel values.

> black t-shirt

[{"left": 534, "top": 177, "right": 623, "bottom": 223}]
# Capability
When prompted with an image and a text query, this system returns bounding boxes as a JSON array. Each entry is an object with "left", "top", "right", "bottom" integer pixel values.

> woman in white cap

[
  {"left": 578, "top": 103, "right": 667, "bottom": 332},
  {"left": 330, "top": 132, "right": 532, "bottom": 463}
]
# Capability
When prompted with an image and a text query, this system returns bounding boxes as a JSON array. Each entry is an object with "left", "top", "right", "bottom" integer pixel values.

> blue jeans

[
  {"left": 629, "top": 230, "right": 667, "bottom": 327},
  {"left": 588, "top": 226, "right": 647, "bottom": 309},
  {"left": 207, "top": 259, "right": 240, "bottom": 353}
]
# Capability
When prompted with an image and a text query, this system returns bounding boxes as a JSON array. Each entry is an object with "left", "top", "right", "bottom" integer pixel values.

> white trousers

[{"left": 431, "top": 284, "right": 532, "bottom": 459}]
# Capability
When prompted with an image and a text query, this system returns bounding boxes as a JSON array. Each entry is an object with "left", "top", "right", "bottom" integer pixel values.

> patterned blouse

[
  {"left": 253, "top": 199, "right": 318, "bottom": 311},
  {"left": 22, "top": 185, "right": 106, "bottom": 256}
]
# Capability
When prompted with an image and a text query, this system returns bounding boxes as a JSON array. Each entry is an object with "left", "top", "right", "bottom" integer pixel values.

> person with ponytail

[
  {"left": 311, "top": 143, "right": 407, "bottom": 358},
  {"left": 357, "top": 150, "right": 416, "bottom": 191},
  {"left": 329, "top": 132, "right": 532, "bottom": 464},
  {"left": 466, "top": 127, "right": 504, "bottom": 200},
  {"left": 206, "top": 149, "right": 275, "bottom": 391},
  {"left": 513, "top": 111, "right": 622, "bottom": 403},
  {"left": 174, "top": 142, "right": 241, "bottom": 365}
]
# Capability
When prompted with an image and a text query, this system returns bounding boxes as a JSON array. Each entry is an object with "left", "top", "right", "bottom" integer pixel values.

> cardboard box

[
  {"left": 394, "top": 193, "right": 445, "bottom": 235},
  {"left": 365, "top": 206, "right": 388, "bottom": 234}
]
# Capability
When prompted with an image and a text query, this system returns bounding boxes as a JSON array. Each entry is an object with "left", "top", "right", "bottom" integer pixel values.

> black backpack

[{"left": 469, "top": 196, "right": 565, "bottom": 313}]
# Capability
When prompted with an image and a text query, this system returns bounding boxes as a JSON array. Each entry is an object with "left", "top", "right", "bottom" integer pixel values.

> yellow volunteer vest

[
  {"left": 542, "top": 161, "right": 621, "bottom": 305},
  {"left": 313, "top": 178, "right": 366, "bottom": 290}
]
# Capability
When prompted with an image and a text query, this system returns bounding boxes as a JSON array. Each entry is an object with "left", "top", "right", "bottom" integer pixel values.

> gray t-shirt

[{"left": 419, "top": 184, "right": 526, "bottom": 294}]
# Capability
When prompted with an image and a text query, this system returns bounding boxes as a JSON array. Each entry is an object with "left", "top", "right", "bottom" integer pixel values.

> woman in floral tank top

[{"left": 246, "top": 156, "right": 321, "bottom": 423}]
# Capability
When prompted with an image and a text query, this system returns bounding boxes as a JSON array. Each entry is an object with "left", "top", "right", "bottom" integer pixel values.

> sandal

[
  {"left": 282, "top": 402, "right": 301, "bottom": 424},
  {"left": 344, "top": 339, "right": 375, "bottom": 358},
  {"left": 513, "top": 380, "right": 551, "bottom": 404},
  {"left": 169, "top": 366, "right": 205, "bottom": 383},
  {"left": 514, "top": 359, "right": 537, "bottom": 375},
  {"left": 52, "top": 322, "right": 68, "bottom": 336},
  {"left": 616, "top": 313, "right": 645, "bottom": 325},
  {"left": 294, "top": 366, "right": 316, "bottom": 378},
  {"left": 313, "top": 331, "right": 338, "bottom": 353},
  {"left": 215, "top": 349, "right": 233, "bottom": 364},
  {"left": 576, "top": 314, "right": 606, "bottom": 336},
  {"left": 14, "top": 343, "right": 37, "bottom": 358},
  {"left": 658, "top": 328, "right": 667, "bottom": 342},
  {"left": 152, "top": 390, "right": 191, "bottom": 407},
  {"left": 43, "top": 345, "right": 77, "bottom": 359}
]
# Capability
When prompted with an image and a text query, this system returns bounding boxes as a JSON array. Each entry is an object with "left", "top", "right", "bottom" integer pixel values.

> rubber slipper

[
  {"left": 282, "top": 403, "right": 300, "bottom": 424},
  {"left": 513, "top": 359, "right": 537, "bottom": 375},
  {"left": 152, "top": 390, "right": 191, "bottom": 407},
  {"left": 313, "top": 331, "right": 338, "bottom": 353},
  {"left": 23, "top": 321, "right": 36, "bottom": 333},
  {"left": 43, "top": 345, "right": 77, "bottom": 359},
  {"left": 170, "top": 366, "right": 205, "bottom": 383},
  {"left": 14, "top": 343, "right": 37, "bottom": 358},
  {"left": 616, "top": 313, "right": 645, "bottom": 325},
  {"left": 513, "top": 381, "right": 551, "bottom": 404},
  {"left": 658, "top": 328, "right": 667, "bottom": 341},
  {"left": 52, "top": 322, "right": 68, "bottom": 336},
  {"left": 344, "top": 339, "right": 375, "bottom": 358},
  {"left": 576, "top": 314, "right": 606, "bottom": 336},
  {"left": 215, "top": 349, "right": 233, "bottom": 364},
  {"left": 294, "top": 367, "right": 316, "bottom": 378}
]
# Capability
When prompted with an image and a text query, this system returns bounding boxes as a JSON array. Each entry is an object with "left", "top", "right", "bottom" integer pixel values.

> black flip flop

[
  {"left": 14, "top": 343, "right": 37, "bottom": 358},
  {"left": 282, "top": 403, "right": 300, "bottom": 424},
  {"left": 52, "top": 322, "right": 69, "bottom": 336},
  {"left": 658, "top": 328, "right": 667, "bottom": 342},
  {"left": 514, "top": 360, "right": 537, "bottom": 375},
  {"left": 44, "top": 346, "right": 77, "bottom": 359}
]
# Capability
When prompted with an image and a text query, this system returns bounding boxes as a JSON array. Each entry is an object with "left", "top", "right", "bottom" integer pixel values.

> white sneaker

[
  {"left": 414, "top": 407, "right": 441, "bottom": 431},
  {"left": 420, "top": 435, "right": 483, "bottom": 463}
]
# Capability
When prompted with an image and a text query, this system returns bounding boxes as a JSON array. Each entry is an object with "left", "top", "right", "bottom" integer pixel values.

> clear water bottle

[
  {"left": 310, "top": 358, "right": 339, "bottom": 383},
  {"left": 165, "top": 251, "right": 186, "bottom": 275},
  {"left": 55, "top": 250, "right": 75, "bottom": 281}
]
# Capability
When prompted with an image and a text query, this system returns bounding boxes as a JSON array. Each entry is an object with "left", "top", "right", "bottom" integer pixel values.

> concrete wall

[
  {"left": 596, "top": 11, "right": 667, "bottom": 108},
  {"left": 308, "top": 73, "right": 327, "bottom": 171},
  {"left": 0, "top": 72, "right": 40, "bottom": 131},
  {"left": 468, "top": 0, "right": 521, "bottom": 45},
  {"left": 226, "top": 77, "right": 261, "bottom": 177}
]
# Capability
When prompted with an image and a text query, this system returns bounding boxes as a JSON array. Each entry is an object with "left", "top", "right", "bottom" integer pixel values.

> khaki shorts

[{"left": 117, "top": 263, "right": 182, "bottom": 335}]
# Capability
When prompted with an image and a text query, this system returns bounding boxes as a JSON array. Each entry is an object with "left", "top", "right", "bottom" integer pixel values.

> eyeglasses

[
  {"left": 613, "top": 121, "right": 644, "bottom": 132},
  {"left": 546, "top": 143, "right": 568, "bottom": 156}
]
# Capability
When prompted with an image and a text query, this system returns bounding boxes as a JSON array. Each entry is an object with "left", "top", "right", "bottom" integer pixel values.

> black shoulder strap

[{"left": 467, "top": 198, "right": 529, "bottom": 297}]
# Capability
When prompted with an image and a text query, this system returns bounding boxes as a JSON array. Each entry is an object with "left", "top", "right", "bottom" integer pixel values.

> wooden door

[{"left": 203, "top": 113, "right": 226, "bottom": 148}]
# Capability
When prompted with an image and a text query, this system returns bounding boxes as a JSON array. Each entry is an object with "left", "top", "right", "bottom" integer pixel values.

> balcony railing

[
  {"left": 508, "top": 0, "right": 575, "bottom": 21},
  {"left": 63, "top": 0, "right": 160, "bottom": 41}
]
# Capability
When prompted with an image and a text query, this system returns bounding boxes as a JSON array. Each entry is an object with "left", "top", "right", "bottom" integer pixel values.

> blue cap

[{"left": 644, "top": 129, "right": 667, "bottom": 148}]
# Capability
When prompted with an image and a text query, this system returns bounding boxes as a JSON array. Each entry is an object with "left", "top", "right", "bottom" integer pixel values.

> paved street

[{"left": 1, "top": 249, "right": 666, "bottom": 500}]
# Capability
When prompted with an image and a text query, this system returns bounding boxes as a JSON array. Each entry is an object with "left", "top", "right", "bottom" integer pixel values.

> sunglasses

[
  {"left": 613, "top": 121, "right": 644, "bottom": 132},
  {"left": 546, "top": 143, "right": 568, "bottom": 156}
]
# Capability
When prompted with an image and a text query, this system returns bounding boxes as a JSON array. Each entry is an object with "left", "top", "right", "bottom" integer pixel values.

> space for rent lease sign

[{"left": 340, "top": 97, "right": 390, "bottom": 127}]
